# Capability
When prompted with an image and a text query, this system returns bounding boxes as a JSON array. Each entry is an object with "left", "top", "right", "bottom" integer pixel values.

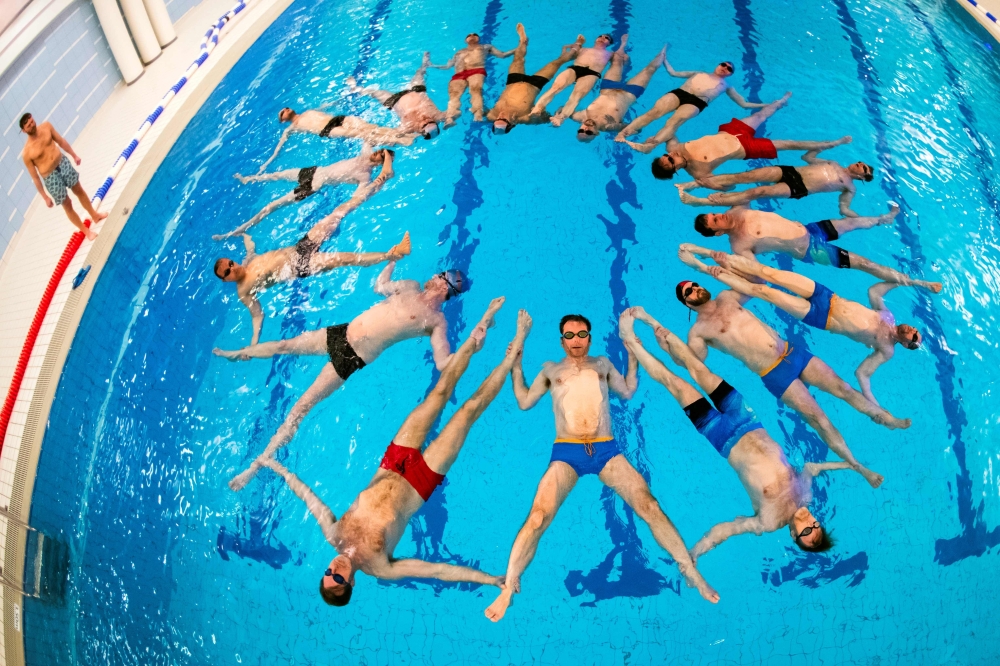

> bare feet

[
  {"left": 550, "top": 114, "right": 565, "bottom": 127},
  {"left": 235, "top": 173, "right": 250, "bottom": 184},
  {"left": 229, "top": 460, "right": 263, "bottom": 491},
  {"left": 775, "top": 91, "right": 792, "bottom": 107},
  {"left": 516, "top": 22, "right": 527, "bottom": 43},
  {"left": 93, "top": 210, "right": 108, "bottom": 222},
  {"left": 678, "top": 188, "right": 698, "bottom": 205},
  {"left": 878, "top": 203, "right": 900, "bottom": 225},
  {"left": 857, "top": 465, "right": 884, "bottom": 488},
  {"left": 681, "top": 566, "right": 720, "bottom": 604},
  {"left": 470, "top": 296, "right": 506, "bottom": 349},
  {"left": 924, "top": 281, "right": 943, "bottom": 294},
  {"left": 84, "top": 229, "right": 98, "bottom": 241},
  {"left": 485, "top": 585, "right": 514, "bottom": 622},
  {"left": 211, "top": 232, "right": 230, "bottom": 241},
  {"left": 872, "top": 410, "right": 911, "bottom": 430},
  {"left": 213, "top": 347, "right": 249, "bottom": 361},
  {"left": 388, "top": 231, "right": 411, "bottom": 259},
  {"left": 835, "top": 135, "right": 853, "bottom": 147}
]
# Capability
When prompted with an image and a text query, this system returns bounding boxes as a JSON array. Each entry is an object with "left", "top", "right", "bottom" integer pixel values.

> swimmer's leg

[
  {"left": 60, "top": 196, "right": 96, "bottom": 240},
  {"left": 799, "top": 356, "right": 910, "bottom": 432},
  {"left": 214, "top": 192, "right": 298, "bottom": 239},
  {"left": 486, "top": 461, "right": 578, "bottom": 623},
  {"left": 617, "top": 91, "right": 679, "bottom": 138},
  {"left": 604, "top": 49, "right": 626, "bottom": 83},
  {"left": 831, "top": 205, "right": 900, "bottom": 234},
  {"left": 771, "top": 137, "right": 852, "bottom": 152},
  {"left": 346, "top": 77, "right": 393, "bottom": 104},
  {"left": 229, "top": 364, "right": 345, "bottom": 491},
  {"left": 306, "top": 231, "right": 411, "bottom": 275},
  {"left": 846, "top": 252, "right": 942, "bottom": 292},
  {"left": 739, "top": 92, "right": 791, "bottom": 130},
  {"left": 237, "top": 168, "right": 300, "bottom": 185},
  {"left": 721, "top": 254, "right": 818, "bottom": 299},
  {"left": 468, "top": 74, "right": 487, "bottom": 121},
  {"left": 446, "top": 78, "right": 468, "bottom": 119},
  {"left": 600, "top": 456, "right": 719, "bottom": 603},
  {"left": 625, "top": 45, "right": 666, "bottom": 89},
  {"left": 690, "top": 184, "right": 789, "bottom": 208},
  {"left": 391, "top": 297, "right": 506, "bottom": 450},
  {"left": 646, "top": 104, "right": 701, "bottom": 146},
  {"left": 508, "top": 23, "right": 528, "bottom": 75},
  {"left": 213, "top": 328, "right": 327, "bottom": 361},
  {"left": 619, "top": 309, "right": 704, "bottom": 404},
  {"left": 70, "top": 182, "right": 107, "bottom": 224},
  {"left": 630, "top": 309, "right": 727, "bottom": 397},
  {"left": 410, "top": 52, "right": 431, "bottom": 87},
  {"left": 530, "top": 69, "right": 575, "bottom": 115},
  {"left": 779, "top": 377, "right": 885, "bottom": 488},
  {"left": 423, "top": 309, "right": 531, "bottom": 473}
]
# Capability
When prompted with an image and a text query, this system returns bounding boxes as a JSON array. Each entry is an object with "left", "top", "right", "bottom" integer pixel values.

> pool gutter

[
  {"left": 954, "top": 0, "right": 1000, "bottom": 43},
  {"left": 0, "top": 0, "right": 294, "bottom": 662}
]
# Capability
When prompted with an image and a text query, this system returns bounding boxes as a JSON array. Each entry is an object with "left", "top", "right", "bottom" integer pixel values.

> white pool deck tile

[{"left": 0, "top": 0, "right": 289, "bottom": 659}]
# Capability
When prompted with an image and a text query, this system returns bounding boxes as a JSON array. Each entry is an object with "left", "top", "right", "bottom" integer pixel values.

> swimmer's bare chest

[
  {"left": 682, "top": 73, "right": 725, "bottom": 99},
  {"left": 339, "top": 475, "right": 417, "bottom": 561}
]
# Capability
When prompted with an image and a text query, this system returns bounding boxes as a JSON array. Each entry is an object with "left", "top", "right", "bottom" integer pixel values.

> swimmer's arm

[
  {"left": 837, "top": 186, "right": 858, "bottom": 218},
  {"left": 375, "top": 149, "right": 394, "bottom": 182},
  {"left": 259, "top": 128, "right": 291, "bottom": 173},
  {"left": 867, "top": 281, "right": 898, "bottom": 311},
  {"left": 242, "top": 233, "right": 256, "bottom": 259},
  {"left": 239, "top": 293, "right": 264, "bottom": 346},
  {"left": 801, "top": 148, "right": 833, "bottom": 165},
  {"left": 512, "top": 365, "right": 549, "bottom": 410},
  {"left": 803, "top": 461, "right": 854, "bottom": 477},
  {"left": 687, "top": 332, "right": 709, "bottom": 362},
  {"left": 429, "top": 320, "right": 453, "bottom": 371},
  {"left": 373, "top": 261, "right": 417, "bottom": 296},
  {"left": 606, "top": 354, "right": 638, "bottom": 401},
  {"left": 726, "top": 88, "right": 767, "bottom": 109},
  {"left": 855, "top": 349, "right": 890, "bottom": 408},
  {"left": 428, "top": 55, "right": 455, "bottom": 69},
  {"left": 663, "top": 56, "right": 697, "bottom": 78},
  {"left": 489, "top": 45, "right": 515, "bottom": 58},
  {"left": 22, "top": 154, "right": 48, "bottom": 202},
  {"left": 570, "top": 110, "right": 587, "bottom": 123},
  {"left": 379, "top": 559, "right": 501, "bottom": 586},
  {"left": 50, "top": 125, "right": 81, "bottom": 163},
  {"left": 261, "top": 457, "right": 338, "bottom": 535},
  {"left": 690, "top": 516, "right": 764, "bottom": 560}
]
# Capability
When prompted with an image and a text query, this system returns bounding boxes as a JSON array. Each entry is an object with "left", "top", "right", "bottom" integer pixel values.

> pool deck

[
  {"left": 0, "top": 0, "right": 293, "bottom": 662},
  {"left": 955, "top": 0, "right": 1000, "bottom": 42}
]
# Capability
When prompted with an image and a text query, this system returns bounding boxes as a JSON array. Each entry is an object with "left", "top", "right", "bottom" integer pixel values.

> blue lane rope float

[
  {"left": 963, "top": 0, "right": 999, "bottom": 24},
  {"left": 91, "top": 0, "right": 251, "bottom": 208}
]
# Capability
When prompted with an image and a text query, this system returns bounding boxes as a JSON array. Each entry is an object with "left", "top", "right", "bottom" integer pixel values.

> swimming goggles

[
  {"left": 719, "top": 62, "right": 734, "bottom": 73},
  {"left": 438, "top": 272, "right": 462, "bottom": 297},
  {"left": 561, "top": 330, "right": 591, "bottom": 340},
  {"left": 222, "top": 260, "right": 235, "bottom": 278},
  {"left": 796, "top": 522, "right": 820, "bottom": 540},
  {"left": 577, "top": 127, "right": 598, "bottom": 137},
  {"left": 325, "top": 568, "right": 347, "bottom": 585},
  {"left": 683, "top": 282, "right": 700, "bottom": 301}
]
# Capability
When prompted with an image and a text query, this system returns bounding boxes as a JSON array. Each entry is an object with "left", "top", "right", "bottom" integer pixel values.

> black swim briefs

[
  {"left": 293, "top": 166, "right": 317, "bottom": 201},
  {"left": 293, "top": 234, "right": 320, "bottom": 278},
  {"left": 506, "top": 72, "right": 550, "bottom": 89},
  {"left": 669, "top": 88, "right": 708, "bottom": 112},
  {"left": 569, "top": 64, "right": 602, "bottom": 80},
  {"left": 383, "top": 85, "right": 427, "bottom": 109},
  {"left": 326, "top": 324, "right": 367, "bottom": 379},
  {"left": 777, "top": 165, "right": 809, "bottom": 199},
  {"left": 319, "top": 115, "right": 346, "bottom": 137}
]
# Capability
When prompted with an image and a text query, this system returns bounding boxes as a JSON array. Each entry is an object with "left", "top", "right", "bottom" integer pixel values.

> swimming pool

[{"left": 21, "top": 0, "right": 1000, "bottom": 662}]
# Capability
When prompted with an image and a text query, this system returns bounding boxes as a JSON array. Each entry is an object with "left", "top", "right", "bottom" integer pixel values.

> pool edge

[{"left": 0, "top": 0, "right": 295, "bottom": 663}]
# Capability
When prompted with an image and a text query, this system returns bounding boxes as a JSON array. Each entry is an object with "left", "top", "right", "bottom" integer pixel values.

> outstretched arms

[
  {"left": 428, "top": 319, "right": 454, "bottom": 371},
  {"left": 377, "top": 558, "right": 502, "bottom": 586},
  {"left": 489, "top": 44, "right": 515, "bottom": 58},
  {"left": 837, "top": 186, "right": 858, "bottom": 217},
  {"left": 259, "top": 127, "right": 292, "bottom": 173},
  {"left": 511, "top": 357, "right": 550, "bottom": 410},
  {"left": 261, "top": 457, "right": 338, "bottom": 545},
  {"left": 803, "top": 461, "right": 854, "bottom": 477},
  {"left": 855, "top": 348, "right": 891, "bottom": 407},
  {"left": 239, "top": 293, "right": 265, "bottom": 346},
  {"left": 663, "top": 50, "right": 698, "bottom": 78},
  {"left": 373, "top": 261, "right": 420, "bottom": 296},
  {"left": 867, "top": 281, "right": 900, "bottom": 311},
  {"left": 428, "top": 54, "right": 455, "bottom": 69},
  {"left": 725, "top": 87, "right": 768, "bottom": 109},
  {"left": 690, "top": 515, "right": 765, "bottom": 560}
]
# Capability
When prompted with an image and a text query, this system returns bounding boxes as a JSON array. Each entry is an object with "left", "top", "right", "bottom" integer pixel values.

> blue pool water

[{"left": 23, "top": 0, "right": 1000, "bottom": 663}]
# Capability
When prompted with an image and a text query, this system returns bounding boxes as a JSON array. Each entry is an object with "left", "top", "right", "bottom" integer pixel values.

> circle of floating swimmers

[{"left": 209, "top": 25, "right": 943, "bottom": 617}]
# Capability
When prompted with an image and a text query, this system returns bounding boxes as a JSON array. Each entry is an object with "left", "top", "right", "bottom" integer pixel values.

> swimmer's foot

[
  {"left": 516, "top": 22, "right": 527, "bottom": 43},
  {"left": 213, "top": 347, "right": 249, "bottom": 362},
  {"left": 93, "top": 210, "right": 108, "bottom": 222},
  {"left": 84, "top": 228, "right": 98, "bottom": 241},
  {"left": 388, "top": 231, "right": 411, "bottom": 259},
  {"left": 235, "top": 173, "right": 250, "bottom": 184},
  {"left": 834, "top": 135, "right": 853, "bottom": 147},
  {"left": 422, "top": 51, "right": 431, "bottom": 66},
  {"left": 878, "top": 203, "right": 900, "bottom": 225},
  {"left": 550, "top": 114, "right": 565, "bottom": 127},
  {"left": 229, "top": 460, "right": 263, "bottom": 491},
  {"left": 682, "top": 566, "right": 720, "bottom": 604},
  {"left": 504, "top": 309, "right": 532, "bottom": 362},
  {"left": 857, "top": 465, "right": 884, "bottom": 488},
  {"left": 485, "top": 585, "right": 514, "bottom": 622},
  {"left": 470, "top": 296, "right": 506, "bottom": 349},
  {"left": 776, "top": 91, "right": 792, "bottom": 107},
  {"left": 873, "top": 410, "right": 910, "bottom": 430}
]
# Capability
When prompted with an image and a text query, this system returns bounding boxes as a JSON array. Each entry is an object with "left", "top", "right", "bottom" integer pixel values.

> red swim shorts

[
  {"left": 452, "top": 67, "right": 487, "bottom": 81},
  {"left": 718, "top": 118, "right": 777, "bottom": 160},
  {"left": 380, "top": 442, "right": 444, "bottom": 501}
]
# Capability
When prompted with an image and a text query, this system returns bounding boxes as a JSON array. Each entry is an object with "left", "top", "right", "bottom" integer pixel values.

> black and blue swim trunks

[
  {"left": 802, "top": 282, "right": 836, "bottom": 330},
  {"left": 684, "top": 382, "right": 764, "bottom": 458},
  {"left": 802, "top": 220, "right": 851, "bottom": 268},
  {"left": 550, "top": 437, "right": 622, "bottom": 476}
]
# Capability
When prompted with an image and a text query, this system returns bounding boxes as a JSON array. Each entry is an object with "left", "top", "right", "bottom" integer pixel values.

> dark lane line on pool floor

[
  {"left": 382, "top": 0, "right": 506, "bottom": 594},
  {"left": 832, "top": 0, "right": 999, "bottom": 565},
  {"left": 731, "top": 0, "right": 869, "bottom": 590},
  {"left": 565, "top": 0, "right": 682, "bottom": 606},
  {"left": 219, "top": 0, "right": 397, "bottom": 569},
  {"left": 901, "top": 0, "right": 1000, "bottom": 564}
]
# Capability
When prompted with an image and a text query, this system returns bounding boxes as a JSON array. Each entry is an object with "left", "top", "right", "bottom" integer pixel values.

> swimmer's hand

[
  {"left": 213, "top": 347, "right": 250, "bottom": 361},
  {"left": 43, "top": 195, "right": 54, "bottom": 208},
  {"left": 550, "top": 114, "right": 565, "bottom": 127},
  {"left": 707, "top": 265, "right": 724, "bottom": 278},
  {"left": 211, "top": 232, "right": 231, "bottom": 241},
  {"left": 709, "top": 250, "right": 731, "bottom": 269}
]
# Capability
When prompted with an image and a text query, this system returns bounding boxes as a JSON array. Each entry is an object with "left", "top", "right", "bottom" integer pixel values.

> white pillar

[
  {"left": 141, "top": 0, "right": 177, "bottom": 47},
  {"left": 119, "top": 0, "right": 162, "bottom": 64},
  {"left": 91, "top": 0, "right": 143, "bottom": 84}
]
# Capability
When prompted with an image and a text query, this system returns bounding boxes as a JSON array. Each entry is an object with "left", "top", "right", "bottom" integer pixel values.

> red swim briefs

[
  {"left": 451, "top": 67, "right": 487, "bottom": 81},
  {"left": 380, "top": 442, "right": 444, "bottom": 501},
  {"left": 718, "top": 118, "right": 777, "bottom": 160}
]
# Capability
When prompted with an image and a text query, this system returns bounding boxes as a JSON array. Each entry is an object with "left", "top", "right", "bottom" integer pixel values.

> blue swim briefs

[
  {"left": 802, "top": 282, "right": 836, "bottom": 330},
  {"left": 802, "top": 220, "right": 850, "bottom": 268},
  {"left": 550, "top": 437, "right": 623, "bottom": 476},
  {"left": 684, "top": 381, "right": 764, "bottom": 458},
  {"left": 759, "top": 343, "right": 814, "bottom": 399},
  {"left": 600, "top": 79, "right": 645, "bottom": 98}
]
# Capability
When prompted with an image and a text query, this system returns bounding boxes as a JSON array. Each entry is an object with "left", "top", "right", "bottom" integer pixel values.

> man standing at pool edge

[
  {"left": 485, "top": 314, "right": 719, "bottom": 622},
  {"left": 19, "top": 113, "right": 107, "bottom": 240}
]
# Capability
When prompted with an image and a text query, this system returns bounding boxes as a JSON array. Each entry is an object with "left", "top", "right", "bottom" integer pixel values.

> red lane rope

[{"left": 0, "top": 221, "right": 89, "bottom": 452}]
